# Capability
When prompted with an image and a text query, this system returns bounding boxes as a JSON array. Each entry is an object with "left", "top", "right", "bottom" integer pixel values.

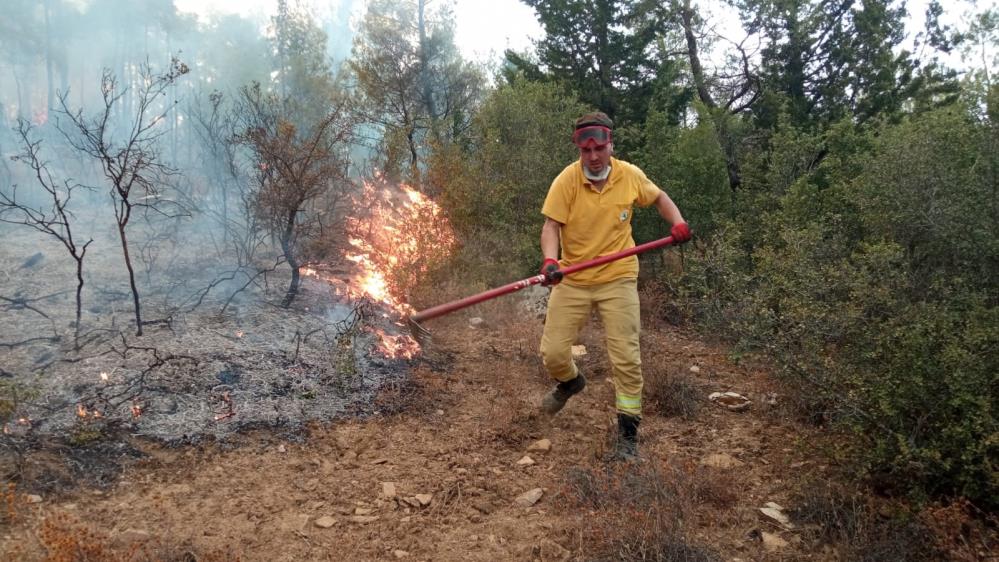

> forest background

[{"left": 0, "top": 0, "right": 996, "bottom": 516}]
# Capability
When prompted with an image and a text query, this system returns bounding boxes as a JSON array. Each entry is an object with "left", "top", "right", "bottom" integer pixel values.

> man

[{"left": 538, "top": 111, "right": 691, "bottom": 461}]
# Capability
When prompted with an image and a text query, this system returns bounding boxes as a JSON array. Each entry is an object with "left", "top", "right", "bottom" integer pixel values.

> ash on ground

[{"left": 1, "top": 226, "right": 418, "bottom": 447}]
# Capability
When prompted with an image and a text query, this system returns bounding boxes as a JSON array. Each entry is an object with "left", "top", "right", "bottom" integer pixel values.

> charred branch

[
  {"left": 82, "top": 334, "right": 199, "bottom": 417},
  {"left": 0, "top": 336, "right": 60, "bottom": 350},
  {"left": 54, "top": 58, "right": 190, "bottom": 337},
  {"left": 2, "top": 119, "right": 93, "bottom": 348}
]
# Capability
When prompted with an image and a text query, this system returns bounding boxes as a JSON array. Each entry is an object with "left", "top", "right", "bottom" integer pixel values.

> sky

[
  {"left": 172, "top": 0, "right": 545, "bottom": 64},
  {"left": 171, "top": 0, "right": 994, "bottom": 68}
]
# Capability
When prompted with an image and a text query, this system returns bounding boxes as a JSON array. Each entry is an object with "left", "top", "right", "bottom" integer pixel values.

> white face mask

[{"left": 583, "top": 165, "right": 611, "bottom": 182}]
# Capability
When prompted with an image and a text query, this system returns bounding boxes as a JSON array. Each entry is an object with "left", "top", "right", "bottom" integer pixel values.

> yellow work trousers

[{"left": 540, "top": 277, "right": 643, "bottom": 416}]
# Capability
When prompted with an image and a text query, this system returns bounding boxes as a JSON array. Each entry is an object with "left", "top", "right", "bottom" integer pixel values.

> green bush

[
  {"left": 677, "top": 105, "right": 999, "bottom": 507},
  {"left": 429, "top": 77, "right": 586, "bottom": 283}
]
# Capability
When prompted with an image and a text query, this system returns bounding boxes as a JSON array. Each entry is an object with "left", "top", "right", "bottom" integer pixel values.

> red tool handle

[{"left": 409, "top": 236, "right": 677, "bottom": 324}]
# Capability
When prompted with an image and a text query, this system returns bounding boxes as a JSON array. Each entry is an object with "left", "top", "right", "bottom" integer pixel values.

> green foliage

[
  {"left": 677, "top": 105, "right": 999, "bottom": 507},
  {"left": 429, "top": 78, "right": 586, "bottom": 282},
  {"left": 350, "top": 0, "right": 484, "bottom": 183},
  {"left": 634, "top": 106, "right": 731, "bottom": 241},
  {"left": 511, "top": 0, "right": 678, "bottom": 133}
]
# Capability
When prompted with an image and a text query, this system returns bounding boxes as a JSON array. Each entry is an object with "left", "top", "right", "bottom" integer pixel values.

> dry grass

[
  {"left": 556, "top": 460, "right": 722, "bottom": 561},
  {"left": 644, "top": 362, "right": 703, "bottom": 420},
  {"left": 30, "top": 512, "right": 242, "bottom": 562},
  {"left": 788, "top": 479, "right": 944, "bottom": 562}
]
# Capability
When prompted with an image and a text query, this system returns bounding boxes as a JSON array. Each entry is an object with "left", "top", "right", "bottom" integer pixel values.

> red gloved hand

[
  {"left": 670, "top": 222, "right": 692, "bottom": 244},
  {"left": 540, "top": 258, "right": 563, "bottom": 286}
]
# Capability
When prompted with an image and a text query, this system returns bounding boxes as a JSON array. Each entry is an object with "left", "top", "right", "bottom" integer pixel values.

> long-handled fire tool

[{"left": 407, "top": 235, "right": 680, "bottom": 345}]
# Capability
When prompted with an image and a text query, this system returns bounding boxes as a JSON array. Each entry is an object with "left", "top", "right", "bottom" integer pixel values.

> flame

[
  {"left": 303, "top": 177, "right": 456, "bottom": 359},
  {"left": 374, "top": 330, "right": 421, "bottom": 358},
  {"left": 235, "top": 330, "right": 244, "bottom": 338},
  {"left": 131, "top": 403, "right": 143, "bottom": 418},
  {"left": 100, "top": 371, "right": 109, "bottom": 382},
  {"left": 76, "top": 404, "right": 102, "bottom": 419}
]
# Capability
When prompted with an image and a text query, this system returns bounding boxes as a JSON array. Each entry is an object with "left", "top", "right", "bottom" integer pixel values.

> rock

[
  {"left": 515, "top": 488, "right": 544, "bottom": 508},
  {"left": 709, "top": 391, "right": 752, "bottom": 412},
  {"left": 469, "top": 317, "right": 485, "bottom": 328},
  {"left": 436, "top": 409, "right": 445, "bottom": 415},
  {"left": 279, "top": 513, "right": 310, "bottom": 534},
  {"left": 113, "top": 529, "right": 151, "bottom": 547},
  {"left": 25, "top": 494, "right": 42, "bottom": 504},
  {"left": 382, "top": 482, "right": 397, "bottom": 499},
  {"left": 20, "top": 252, "right": 44, "bottom": 269},
  {"left": 164, "top": 484, "right": 193, "bottom": 495},
  {"left": 689, "top": 365, "right": 701, "bottom": 373},
  {"left": 521, "top": 284, "right": 549, "bottom": 317},
  {"left": 527, "top": 439, "right": 552, "bottom": 453},
  {"left": 313, "top": 516, "right": 337, "bottom": 529},
  {"left": 700, "top": 453, "right": 745, "bottom": 469},
  {"left": 761, "top": 532, "right": 789, "bottom": 551},
  {"left": 277, "top": 444, "right": 286, "bottom": 453},
  {"left": 371, "top": 458, "right": 389, "bottom": 465},
  {"left": 759, "top": 504, "right": 794, "bottom": 529},
  {"left": 348, "top": 515, "right": 380, "bottom": 524},
  {"left": 354, "top": 507, "right": 375, "bottom": 516},
  {"left": 516, "top": 455, "right": 536, "bottom": 466},
  {"left": 538, "top": 538, "right": 571, "bottom": 561},
  {"left": 472, "top": 501, "right": 494, "bottom": 514},
  {"left": 393, "top": 550, "right": 410, "bottom": 559},
  {"left": 571, "top": 345, "right": 587, "bottom": 358},
  {"left": 415, "top": 494, "right": 433, "bottom": 507}
]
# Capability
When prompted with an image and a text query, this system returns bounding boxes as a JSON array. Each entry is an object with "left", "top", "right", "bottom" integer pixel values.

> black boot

[
  {"left": 613, "top": 413, "right": 640, "bottom": 461},
  {"left": 540, "top": 373, "right": 586, "bottom": 415}
]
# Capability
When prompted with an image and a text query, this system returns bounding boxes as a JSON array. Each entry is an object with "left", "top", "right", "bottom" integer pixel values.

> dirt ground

[{"left": 1, "top": 286, "right": 830, "bottom": 561}]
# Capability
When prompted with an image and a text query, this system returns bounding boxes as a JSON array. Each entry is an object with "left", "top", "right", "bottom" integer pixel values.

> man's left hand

[{"left": 671, "top": 222, "right": 691, "bottom": 244}]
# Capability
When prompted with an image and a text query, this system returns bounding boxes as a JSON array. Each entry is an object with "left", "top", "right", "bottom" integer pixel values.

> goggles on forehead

[{"left": 572, "top": 125, "right": 612, "bottom": 148}]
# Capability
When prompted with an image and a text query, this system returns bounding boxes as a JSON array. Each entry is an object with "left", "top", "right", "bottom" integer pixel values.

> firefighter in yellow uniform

[{"left": 538, "top": 111, "right": 691, "bottom": 461}]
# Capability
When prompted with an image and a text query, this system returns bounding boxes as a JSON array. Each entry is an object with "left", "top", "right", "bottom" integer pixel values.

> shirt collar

[{"left": 580, "top": 157, "right": 618, "bottom": 191}]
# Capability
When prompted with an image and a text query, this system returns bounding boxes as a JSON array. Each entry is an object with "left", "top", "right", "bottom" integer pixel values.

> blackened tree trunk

[{"left": 280, "top": 207, "right": 300, "bottom": 308}]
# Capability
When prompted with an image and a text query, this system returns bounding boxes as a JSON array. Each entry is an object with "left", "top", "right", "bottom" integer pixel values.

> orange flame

[
  {"left": 304, "top": 178, "right": 456, "bottom": 359},
  {"left": 76, "top": 404, "right": 88, "bottom": 418}
]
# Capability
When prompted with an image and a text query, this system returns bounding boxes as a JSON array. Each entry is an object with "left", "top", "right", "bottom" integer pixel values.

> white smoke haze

[{"left": 0, "top": 0, "right": 465, "bottom": 446}]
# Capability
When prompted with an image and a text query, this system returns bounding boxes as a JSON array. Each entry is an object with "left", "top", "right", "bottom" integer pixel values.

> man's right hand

[{"left": 540, "top": 258, "right": 563, "bottom": 286}]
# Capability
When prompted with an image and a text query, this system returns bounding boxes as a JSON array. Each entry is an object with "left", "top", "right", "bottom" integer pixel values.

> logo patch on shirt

[{"left": 619, "top": 210, "right": 629, "bottom": 222}]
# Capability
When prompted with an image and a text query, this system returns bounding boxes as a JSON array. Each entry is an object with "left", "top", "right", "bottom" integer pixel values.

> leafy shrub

[
  {"left": 675, "top": 105, "right": 999, "bottom": 507},
  {"left": 428, "top": 77, "right": 586, "bottom": 283}
]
